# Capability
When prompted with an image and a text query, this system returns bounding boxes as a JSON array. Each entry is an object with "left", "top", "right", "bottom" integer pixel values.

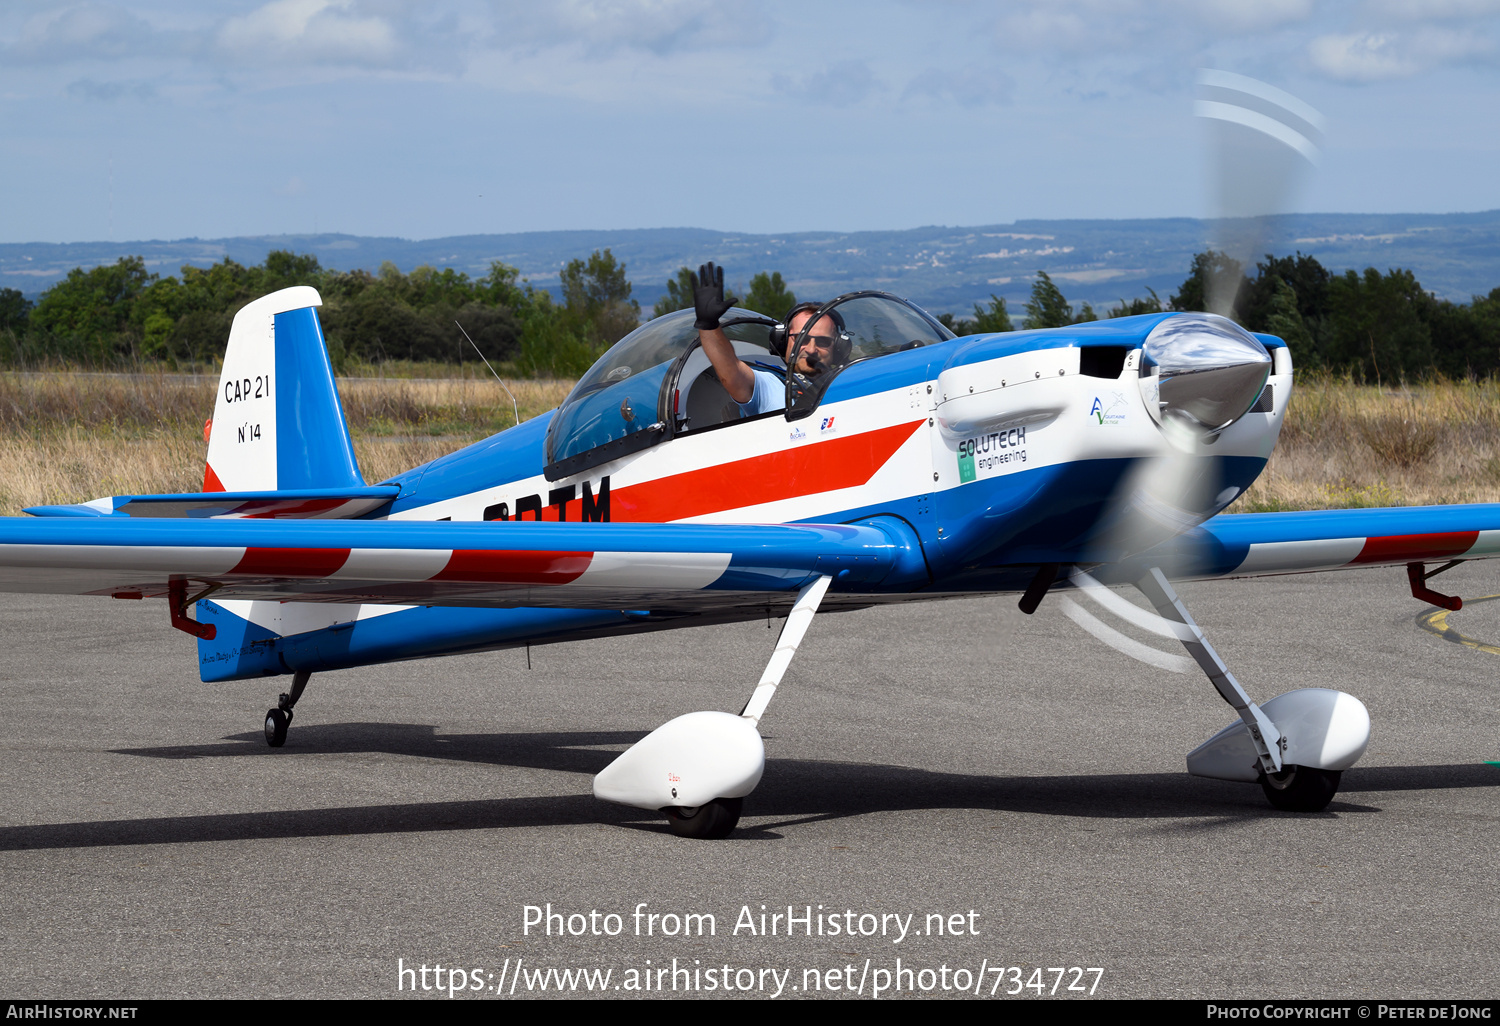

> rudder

[{"left": 204, "top": 286, "right": 363, "bottom": 492}]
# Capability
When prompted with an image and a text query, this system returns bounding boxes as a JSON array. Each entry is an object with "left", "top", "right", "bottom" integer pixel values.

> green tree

[
  {"left": 29, "top": 256, "right": 157, "bottom": 363},
  {"left": 941, "top": 295, "right": 1014, "bottom": 335},
  {"left": 1171, "top": 250, "right": 1251, "bottom": 319},
  {"left": 515, "top": 292, "right": 598, "bottom": 378},
  {"left": 0, "top": 287, "right": 32, "bottom": 365},
  {"left": 1421, "top": 287, "right": 1500, "bottom": 379},
  {"left": 402, "top": 265, "right": 479, "bottom": 310},
  {"left": 1325, "top": 268, "right": 1434, "bottom": 383},
  {"left": 1241, "top": 252, "right": 1330, "bottom": 334},
  {"left": 742, "top": 271, "right": 797, "bottom": 320},
  {"left": 1023, "top": 271, "right": 1075, "bottom": 329},
  {"left": 561, "top": 249, "right": 639, "bottom": 345},
  {"left": 1263, "top": 278, "right": 1317, "bottom": 368},
  {"left": 1108, "top": 288, "right": 1164, "bottom": 318},
  {"left": 259, "top": 250, "right": 323, "bottom": 293},
  {"left": 653, "top": 267, "right": 696, "bottom": 318},
  {"left": 478, "top": 261, "right": 527, "bottom": 309},
  {"left": 0, "top": 288, "right": 32, "bottom": 333}
]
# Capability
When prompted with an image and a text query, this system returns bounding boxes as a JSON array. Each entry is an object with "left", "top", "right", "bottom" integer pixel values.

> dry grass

[
  {"left": 0, "top": 371, "right": 574, "bottom": 514},
  {"left": 2, "top": 371, "right": 1498, "bottom": 516},
  {"left": 1238, "top": 375, "right": 1500, "bottom": 512}
]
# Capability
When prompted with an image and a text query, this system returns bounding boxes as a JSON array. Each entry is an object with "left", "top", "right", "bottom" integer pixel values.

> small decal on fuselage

[
  {"left": 1090, "top": 393, "right": 1127, "bottom": 425},
  {"left": 957, "top": 427, "right": 1027, "bottom": 483}
]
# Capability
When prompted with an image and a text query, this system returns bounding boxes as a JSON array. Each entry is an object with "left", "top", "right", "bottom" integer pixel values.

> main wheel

[
  {"left": 664, "top": 797, "right": 743, "bottom": 839},
  {"left": 264, "top": 708, "right": 289, "bottom": 748},
  {"left": 1259, "top": 765, "right": 1341, "bottom": 812}
]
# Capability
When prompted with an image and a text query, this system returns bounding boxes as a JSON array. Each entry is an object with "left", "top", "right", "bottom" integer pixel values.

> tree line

[
  {"left": 0, "top": 249, "right": 642, "bottom": 377},
  {"left": 946, "top": 252, "right": 1500, "bottom": 383},
  {"left": 3, "top": 247, "right": 1499, "bottom": 382}
]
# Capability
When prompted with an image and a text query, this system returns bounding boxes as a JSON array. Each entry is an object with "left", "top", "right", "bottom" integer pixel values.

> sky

[{"left": 2, "top": 0, "right": 1499, "bottom": 243}]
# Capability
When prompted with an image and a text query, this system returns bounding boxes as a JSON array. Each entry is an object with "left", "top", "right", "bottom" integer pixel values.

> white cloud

[
  {"left": 1190, "top": 0, "right": 1314, "bottom": 31},
  {"left": 1308, "top": 32, "right": 1417, "bottom": 80},
  {"left": 489, "top": 0, "right": 769, "bottom": 56},
  {"left": 7, "top": 3, "right": 163, "bottom": 63},
  {"left": 993, "top": 5, "right": 1096, "bottom": 54},
  {"left": 1364, "top": 0, "right": 1500, "bottom": 19},
  {"left": 1308, "top": 25, "right": 1495, "bottom": 80},
  {"left": 991, "top": 0, "right": 1311, "bottom": 56},
  {"left": 217, "top": 0, "right": 398, "bottom": 65}
]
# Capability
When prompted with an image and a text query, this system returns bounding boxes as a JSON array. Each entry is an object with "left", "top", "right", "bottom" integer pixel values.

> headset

[
  {"left": 770, "top": 302, "right": 848, "bottom": 362},
  {"left": 768, "top": 301, "right": 821, "bottom": 359}
]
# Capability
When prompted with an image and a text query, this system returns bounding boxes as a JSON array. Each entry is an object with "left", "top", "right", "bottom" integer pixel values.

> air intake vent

[{"left": 1079, "top": 346, "right": 1130, "bottom": 378}]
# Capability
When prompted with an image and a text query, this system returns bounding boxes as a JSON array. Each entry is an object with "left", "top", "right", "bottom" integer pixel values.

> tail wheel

[
  {"left": 1259, "top": 765, "right": 1341, "bottom": 812},
  {"left": 664, "top": 797, "right": 743, "bottom": 839}
]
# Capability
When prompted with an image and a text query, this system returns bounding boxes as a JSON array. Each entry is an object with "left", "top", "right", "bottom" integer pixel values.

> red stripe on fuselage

[
  {"left": 230, "top": 547, "right": 352, "bottom": 577},
  {"left": 1352, "top": 532, "right": 1478, "bottom": 564},
  {"left": 433, "top": 550, "right": 593, "bottom": 584},
  {"left": 607, "top": 420, "right": 926, "bottom": 523}
]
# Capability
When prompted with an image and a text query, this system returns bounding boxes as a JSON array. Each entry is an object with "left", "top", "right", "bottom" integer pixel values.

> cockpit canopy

[
  {"left": 544, "top": 308, "right": 777, "bottom": 479},
  {"left": 543, "top": 292, "right": 954, "bottom": 480}
]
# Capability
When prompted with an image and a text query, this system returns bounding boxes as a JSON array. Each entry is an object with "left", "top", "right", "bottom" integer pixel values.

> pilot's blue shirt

[{"left": 736, "top": 367, "right": 785, "bottom": 416}]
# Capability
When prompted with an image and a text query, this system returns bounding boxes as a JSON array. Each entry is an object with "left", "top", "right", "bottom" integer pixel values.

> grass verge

[{"left": 1, "top": 371, "right": 1497, "bottom": 516}]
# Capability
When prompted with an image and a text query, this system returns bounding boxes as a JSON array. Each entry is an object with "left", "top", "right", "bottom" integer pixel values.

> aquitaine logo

[{"left": 1090, "top": 394, "right": 1127, "bottom": 425}]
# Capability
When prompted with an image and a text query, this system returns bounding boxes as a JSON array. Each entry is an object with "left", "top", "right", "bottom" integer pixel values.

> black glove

[{"left": 691, "top": 261, "right": 735, "bottom": 331}]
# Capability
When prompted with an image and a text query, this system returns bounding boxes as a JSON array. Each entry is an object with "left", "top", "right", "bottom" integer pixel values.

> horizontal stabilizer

[{"left": 26, "top": 485, "right": 400, "bottom": 521}]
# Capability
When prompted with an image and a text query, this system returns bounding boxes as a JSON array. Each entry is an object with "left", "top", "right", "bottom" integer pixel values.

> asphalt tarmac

[{"left": 0, "top": 563, "right": 1497, "bottom": 1001}]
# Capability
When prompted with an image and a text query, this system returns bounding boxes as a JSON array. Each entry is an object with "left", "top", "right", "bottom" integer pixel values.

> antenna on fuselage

[{"left": 456, "top": 320, "right": 520, "bottom": 428}]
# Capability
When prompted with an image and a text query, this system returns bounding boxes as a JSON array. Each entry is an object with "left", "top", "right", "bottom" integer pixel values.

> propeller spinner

[{"left": 1138, "top": 312, "right": 1271, "bottom": 443}]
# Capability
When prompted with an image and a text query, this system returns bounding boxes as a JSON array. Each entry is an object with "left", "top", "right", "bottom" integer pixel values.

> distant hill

[{"left": 7, "top": 211, "right": 1500, "bottom": 313}]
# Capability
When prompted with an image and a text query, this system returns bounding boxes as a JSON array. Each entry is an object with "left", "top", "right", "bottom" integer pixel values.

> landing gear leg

[
  {"left": 657, "top": 574, "right": 830, "bottom": 839},
  {"left": 1134, "top": 567, "right": 1283, "bottom": 774},
  {"left": 1132, "top": 568, "right": 1360, "bottom": 813},
  {"left": 593, "top": 576, "right": 833, "bottom": 839},
  {"left": 264, "top": 670, "right": 311, "bottom": 749}
]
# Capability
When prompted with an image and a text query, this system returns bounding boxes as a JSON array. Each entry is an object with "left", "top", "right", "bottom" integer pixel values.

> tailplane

[{"left": 204, "top": 286, "right": 362, "bottom": 492}]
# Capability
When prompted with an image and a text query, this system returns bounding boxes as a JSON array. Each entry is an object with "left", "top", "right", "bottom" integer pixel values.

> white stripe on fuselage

[{"left": 385, "top": 358, "right": 1284, "bottom": 533}]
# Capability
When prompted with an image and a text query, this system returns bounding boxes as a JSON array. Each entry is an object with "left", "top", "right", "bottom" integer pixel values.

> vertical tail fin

[{"left": 204, "top": 286, "right": 363, "bottom": 492}]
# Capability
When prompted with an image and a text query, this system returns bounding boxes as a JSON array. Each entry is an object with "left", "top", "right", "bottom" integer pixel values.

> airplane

[{"left": 2, "top": 279, "right": 1496, "bottom": 839}]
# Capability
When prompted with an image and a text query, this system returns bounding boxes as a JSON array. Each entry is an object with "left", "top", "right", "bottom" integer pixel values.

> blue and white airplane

[{"left": 2, "top": 284, "right": 1494, "bottom": 838}]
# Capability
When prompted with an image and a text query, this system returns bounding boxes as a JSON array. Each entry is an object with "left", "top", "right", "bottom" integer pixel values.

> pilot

[{"left": 691, "top": 261, "right": 842, "bottom": 416}]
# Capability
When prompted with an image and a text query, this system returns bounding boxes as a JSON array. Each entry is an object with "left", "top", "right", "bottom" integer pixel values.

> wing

[
  {"left": 1113, "top": 504, "right": 1500, "bottom": 582},
  {"left": 0, "top": 517, "right": 908, "bottom": 613}
]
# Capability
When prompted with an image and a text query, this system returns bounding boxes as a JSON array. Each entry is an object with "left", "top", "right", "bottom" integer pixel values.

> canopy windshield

[
  {"left": 786, "top": 292, "right": 953, "bottom": 417},
  {"left": 544, "top": 307, "right": 775, "bottom": 478}
]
